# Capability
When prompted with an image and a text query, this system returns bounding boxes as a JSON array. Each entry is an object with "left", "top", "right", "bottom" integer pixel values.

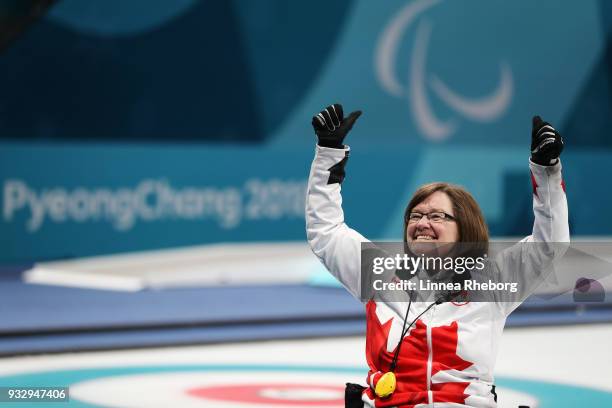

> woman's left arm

[
  {"left": 528, "top": 158, "right": 569, "bottom": 245},
  {"left": 526, "top": 115, "right": 569, "bottom": 245},
  {"left": 494, "top": 116, "right": 569, "bottom": 314}
]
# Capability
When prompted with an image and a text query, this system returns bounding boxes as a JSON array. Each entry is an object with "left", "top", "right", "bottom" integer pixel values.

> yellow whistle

[{"left": 375, "top": 371, "right": 396, "bottom": 398}]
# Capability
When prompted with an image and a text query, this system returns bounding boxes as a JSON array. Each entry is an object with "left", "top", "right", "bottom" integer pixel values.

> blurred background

[{"left": 1, "top": 0, "right": 611, "bottom": 407}]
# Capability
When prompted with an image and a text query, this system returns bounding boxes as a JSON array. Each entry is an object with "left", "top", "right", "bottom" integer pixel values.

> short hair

[{"left": 403, "top": 182, "right": 489, "bottom": 254}]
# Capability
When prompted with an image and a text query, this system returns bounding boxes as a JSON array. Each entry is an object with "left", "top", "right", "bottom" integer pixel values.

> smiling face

[
  {"left": 406, "top": 191, "right": 459, "bottom": 255},
  {"left": 403, "top": 183, "right": 489, "bottom": 259}
]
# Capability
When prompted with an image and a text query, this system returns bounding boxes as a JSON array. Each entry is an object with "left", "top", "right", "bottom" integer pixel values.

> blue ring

[{"left": 1, "top": 364, "right": 611, "bottom": 407}]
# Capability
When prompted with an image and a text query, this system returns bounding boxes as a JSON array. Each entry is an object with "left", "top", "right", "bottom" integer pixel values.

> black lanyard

[{"left": 389, "top": 292, "right": 452, "bottom": 372}]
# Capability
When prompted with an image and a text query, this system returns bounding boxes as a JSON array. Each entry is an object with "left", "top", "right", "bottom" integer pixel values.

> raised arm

[
  {"left": 527, "top": 160, "right": 569, "bottom": 244},
  {"left": 306, "top": 104, "right": 366, "bottom": 299},
  {"left": 527, "top": 115, "right": 569, "bottom": 244},
  {"left": 495, "top": 116, "right": 569, "bottom": 313}
]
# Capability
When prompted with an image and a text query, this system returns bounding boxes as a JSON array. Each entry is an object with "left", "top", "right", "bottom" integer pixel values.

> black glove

[
  {"left": 312, "top": 103, "right": 362, "bottom": 149},
  {"left": 531, "top": 115, "right": 564, "bottom": 166}
]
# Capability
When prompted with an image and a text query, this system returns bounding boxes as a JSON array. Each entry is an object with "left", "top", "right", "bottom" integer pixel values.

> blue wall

[{"left": 1, "top": 0, "right": 611, "bottom": 262}]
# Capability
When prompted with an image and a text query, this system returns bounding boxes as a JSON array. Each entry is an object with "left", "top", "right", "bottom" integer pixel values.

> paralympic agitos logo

[{"left": 375, "top": 0, "right": 514, "bottom": 141}]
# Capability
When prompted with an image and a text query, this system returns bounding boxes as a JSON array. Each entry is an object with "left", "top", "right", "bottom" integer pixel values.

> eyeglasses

[{"left": 406, "top": 211, "right": 456, "bottom": 223}]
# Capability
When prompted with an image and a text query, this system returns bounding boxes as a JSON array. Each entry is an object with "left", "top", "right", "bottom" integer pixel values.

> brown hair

[{"left": 403, "top": 182, "right": 489, "bottom": 254}]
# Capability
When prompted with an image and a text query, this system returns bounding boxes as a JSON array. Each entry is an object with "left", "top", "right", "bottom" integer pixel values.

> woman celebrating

[{"left": 306, "top": 104, "right": 569, "bottom": 408}]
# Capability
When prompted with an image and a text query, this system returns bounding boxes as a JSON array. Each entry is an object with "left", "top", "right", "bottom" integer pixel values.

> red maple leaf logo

[{"left": 365, "top": 301, "right": 473, "bottom": 407}]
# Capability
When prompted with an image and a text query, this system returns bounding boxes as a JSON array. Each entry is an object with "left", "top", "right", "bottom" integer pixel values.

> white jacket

[{"left": 306, "top": 145, "right": 569, "bottom": 408}]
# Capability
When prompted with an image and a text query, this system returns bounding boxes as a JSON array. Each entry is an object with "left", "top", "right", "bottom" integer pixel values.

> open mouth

[{"left": 413, "top": 235, "right": 437, "bottom": 241}]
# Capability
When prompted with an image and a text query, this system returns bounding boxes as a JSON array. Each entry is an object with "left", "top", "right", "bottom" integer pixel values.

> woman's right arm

[
  {"left": 306, "top": 104, "right": 366, "bottom": 299},
  {"left": 306, "top": 145, "right": 368, "bottom": 299}
]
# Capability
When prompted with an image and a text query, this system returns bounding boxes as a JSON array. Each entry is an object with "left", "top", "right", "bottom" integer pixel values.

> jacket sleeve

[
  {"left": 526, "top": 159, "right": 570, "bottom": 244},
  {"left": 305, "top": 145, "right": 368, "bottom": 300},
  {"left": 494, "top": 159, "right": 570, "bottom": 314}
]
